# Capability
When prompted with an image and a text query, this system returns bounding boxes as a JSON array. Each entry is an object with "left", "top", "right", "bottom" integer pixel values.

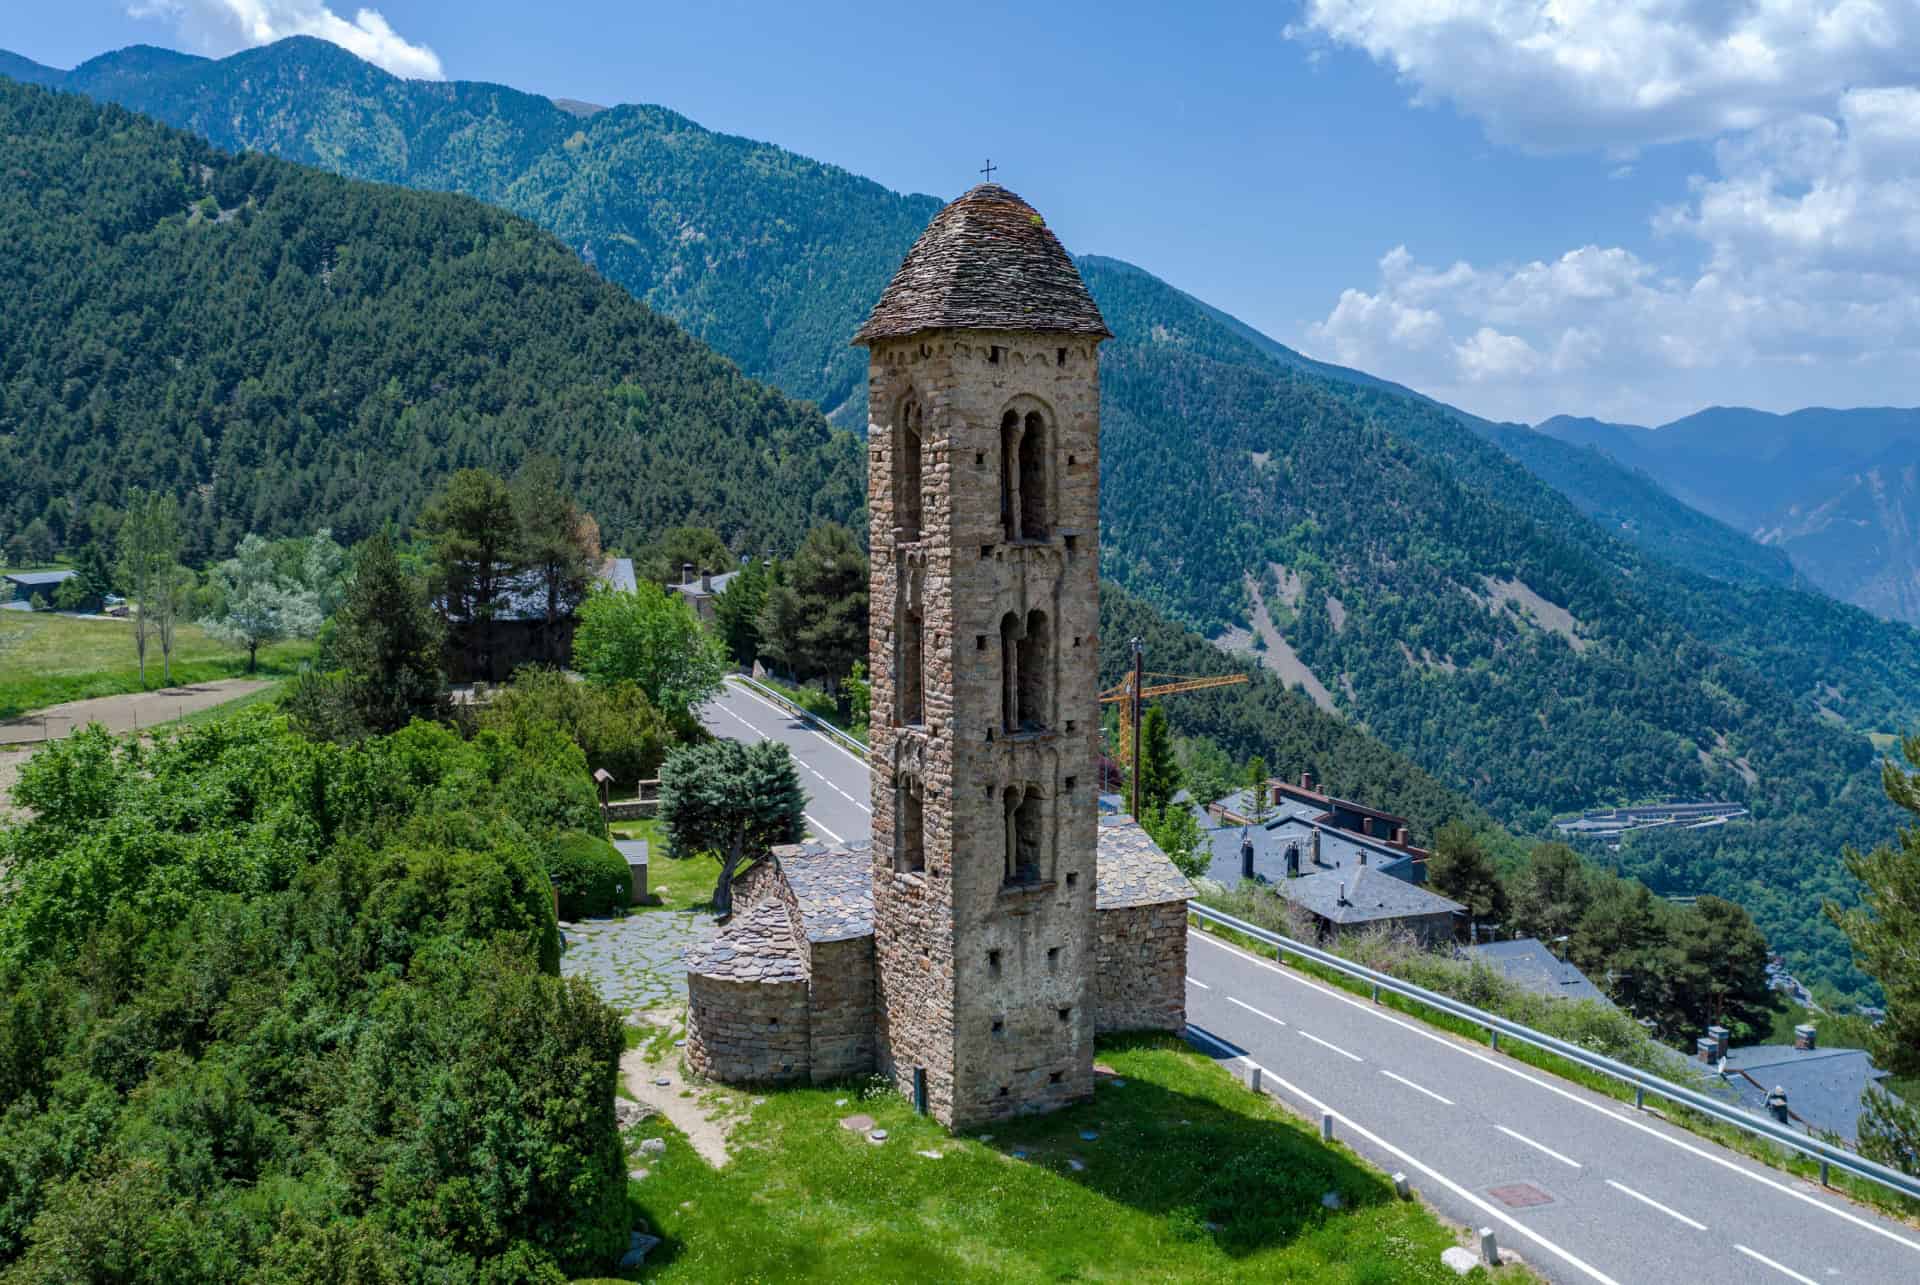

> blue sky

[{"left": 10, "top": 2, "right": 1919, "bottom": 426}]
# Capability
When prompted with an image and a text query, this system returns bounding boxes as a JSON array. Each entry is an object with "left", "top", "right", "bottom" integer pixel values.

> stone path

[
  {"left": 560, "top": 910, "right": 715, "bottom": 1011},
  {"left": 0, "top": 679, "right": 272, "bottom": 745}
]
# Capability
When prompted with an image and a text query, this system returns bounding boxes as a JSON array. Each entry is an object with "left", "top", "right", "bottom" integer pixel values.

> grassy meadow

[
  {"left": 0, "top": 610, "right": 314, "bottom": 718},
  {"left": 596, "top": 1034, "right": 1510, "bottom": 1283}
]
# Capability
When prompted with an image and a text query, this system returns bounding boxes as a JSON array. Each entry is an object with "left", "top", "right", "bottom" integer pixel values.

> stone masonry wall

[
  {"left": 1094, "top": 902, "right": 1189, "bottom": 1035},
  {"left": 868, "top": 330, "right": 1104, "bottom": 1128},
  {"left": 686, "top": 973, "right": 811, "bottom": 1085},
  {"left": 806, "top": 935, "right": 878, "bottom": 1082}
]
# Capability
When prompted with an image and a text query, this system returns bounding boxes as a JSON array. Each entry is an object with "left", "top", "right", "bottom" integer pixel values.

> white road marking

[
  {"left": 710, "top": 703, "right": 845, "bottom": 843},
  {"left": 1227, "top": 995, "right": 1286, "bottom": 1026},
  {"left": 1380, "top": 1068, "right": 1454, "bottom": 1106},
  {"left": 1497, "top": 1124, "right": 1582, "bottom": 1169},
  {"left": 725, "top": 679, "right": 871, "bottom": 775},
  {"left": 1605, "top": 1179, "right": 1706, "bottom": 1231},
  {"left": 807, "top": 815, "right": 845, "bottom": 844},
  {"left": 1298, "top": 1029, "right": 1363, "bottom": 1062},
  {"left": 1734, "top": 1244, "right": 1821, "bottom": 1285},
  {"left": 1186, "top": 977, "right": 1211, "bottom": 990},
  {"left": 1188, "top": 930, "right": 1920, "bottom": 1257},
  {"left": 1184, "top": 1025, "right": 1623, "bottom": 1285}
]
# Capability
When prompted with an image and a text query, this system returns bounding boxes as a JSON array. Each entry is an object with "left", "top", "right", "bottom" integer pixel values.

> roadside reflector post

[
  {"left": 1248, "top": 1065, "right": 1262, "bottom": 1094},
  {"left": 1371, "top": 981, "right": 1380, "bottom": 1004},
  {"left": 1635, "top": 1085, "right": 1644, "bottom": 1110},
  {"left": 1392, "top": 1172, "right": 1410, "bottom": 1200},
  {"left": 1479, "top": 1227, "right": 1499, "bottom": 1265},
  {"left": 1820, "top": 1159, "right": 1830, "bottom": 1187},
  {"left": 1490, "top": 1029, "right": 1500, "bottom": 1052},
  {"left": 1320, "top": 1112, "right": 1334, "bottom": 1143}
]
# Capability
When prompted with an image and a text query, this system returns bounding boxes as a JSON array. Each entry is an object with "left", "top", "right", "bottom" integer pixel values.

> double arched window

[
  {"left": 999, "top": 608, "right": 1050, "bottom": 733},
  {"left": 1002, "top": 784, "right": 1043, "bottom": 886},
  {"left": 999, "top": 409, "right": 1050, "bottom": 542},
  {"left": 897, "top": 398, "right": 925, "bottom": 541}
]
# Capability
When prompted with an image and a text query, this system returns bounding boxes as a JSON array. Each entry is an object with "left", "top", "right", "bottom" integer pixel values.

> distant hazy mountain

[{"left": 1538, "top": 407, "right": 1920, "bottom": 624}]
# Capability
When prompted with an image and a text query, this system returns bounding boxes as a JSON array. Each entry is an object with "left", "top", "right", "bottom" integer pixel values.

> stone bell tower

[{"left": 854, "top": 184, "right": 1111, "bottom": 1127}]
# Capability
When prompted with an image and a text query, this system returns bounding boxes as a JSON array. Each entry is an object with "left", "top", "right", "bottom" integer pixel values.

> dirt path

[
  {"left": 0, "top": 679, "right": 272, "bottom": 746},
  {"left": 619, "top": 1008, "right": 738, "bottom": 1167}
]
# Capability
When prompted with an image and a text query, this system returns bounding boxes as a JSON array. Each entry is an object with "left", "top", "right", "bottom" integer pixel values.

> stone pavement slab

[{"left": 559, "top": 909, "right": 715, "bottom": 1012}]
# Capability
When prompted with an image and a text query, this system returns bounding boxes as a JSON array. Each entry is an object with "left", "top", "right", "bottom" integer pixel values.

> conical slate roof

[{"left": 854, "top": 184, "right": 1112, "bottom": 343}]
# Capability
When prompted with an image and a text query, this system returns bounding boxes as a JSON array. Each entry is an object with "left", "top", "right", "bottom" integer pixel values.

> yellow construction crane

[{"left": 1100, "top": 638, "right": 1249, "bottom": 817}]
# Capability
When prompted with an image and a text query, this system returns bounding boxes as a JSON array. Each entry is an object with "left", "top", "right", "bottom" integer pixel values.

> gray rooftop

[
  {"left": 684, "top": 896, "right": 806, "bottom": 983},
  {"left": 1718, "top": 1045, "right": 1888, "bottom": 1145},
  {"left": 669, "top": 569, "right": 739, "bottom": 600},
  {"left": 1204, "top": 817, "right": 1416, "bottom": 890},
  {"left": 776, "top": 841, "right": 875, "bottom": 942},
  {"left": 1279, "top": 863, "right": 1463, "bottom": 926},
  {"left": 1464, "top": 938, "right": 1612, "bottom": 1006},
  {"left": 612, "top": 838, "right": 649, "bottom": 868},
  {"left": 3, "top": 569, "right": 75, "bottom": 588},
  {"left": 601, "top": 557, "right": 636, "bottom": 594},
  {"left": 1095, "top": 817, "right": 1195, "bottom": 910}
]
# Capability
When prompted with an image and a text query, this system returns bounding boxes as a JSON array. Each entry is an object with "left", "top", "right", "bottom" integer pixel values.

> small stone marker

[
  {"left": 674, "top": 1039, "right": 686, "bottom": 1047},
  {"left": 978, "top": 1134, "right": 993, "bottom": 1143},
  {"left": 839, "top": 1113, "right": 876, "bottom": 1133},
  {"left": 867, "top": 1128, "right": 889, "bottom": 1144},
  {"left": 638, "top": 1137, "right": 667, "bottom": 1156},
  {"left": 1479, "top": 1227, "right": 1501, "bottom": 1266},
  {"left": 1440, "top": 1246, "right": 1477, "bottom": 1276},
  {"left": 654, "top": 1076, "right": 671, "bottom": 1087},
  {"left": 1392, "top": 1172, "right": 1411, "bottom": 1200},
  {"left": 628, "top": 1167, "right": 650, "bottom": 1181}
]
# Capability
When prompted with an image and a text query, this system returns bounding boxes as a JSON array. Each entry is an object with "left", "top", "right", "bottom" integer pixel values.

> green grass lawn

[
  {"left": 610, "top": 818, "right": 725, "bottom": 913},
  {"left": 0, "top": 612, "right": 314, "bottom": 718},
  {"left": 601, "top": 1034, "right": 1507, "bottom": 1283}
]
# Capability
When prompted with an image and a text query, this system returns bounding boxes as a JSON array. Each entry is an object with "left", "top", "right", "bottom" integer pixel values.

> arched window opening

[
  {"left": 897, "top": 777, "right": 925, "bottom": 874},
  {"left": 897, "top": 400, "right": 923, "bottom": 541},
  {"left": 1019, "top": 411, "right": 1049, "bottom": 539},
  {"left": 999, "top": 611, "right": 1022, "bottom": 732},
  {"left": 999, "top": 410, "right": 1021, "bottom": 542},
  {"left": 899, "top": 603, "right": 925, "bottom": 725},
  {"left": 1003, "top": 786, "right": 1043, "bottom": 886},
  {"left": 1016, "top": 608, "right": 1048, "bottom": 731}
]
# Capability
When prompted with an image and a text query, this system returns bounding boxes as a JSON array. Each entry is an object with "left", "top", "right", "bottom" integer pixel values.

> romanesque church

[{"left": 684, "top": 183, "right": 1191, "bottom": 1128}]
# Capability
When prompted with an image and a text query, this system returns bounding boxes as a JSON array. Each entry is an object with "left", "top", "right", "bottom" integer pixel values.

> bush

[
  {"left": 478, "top": 666, "right": 672, "bottom": 788},
  {"left": 546, "top": 829, "right": 631, "bottom": 919}
]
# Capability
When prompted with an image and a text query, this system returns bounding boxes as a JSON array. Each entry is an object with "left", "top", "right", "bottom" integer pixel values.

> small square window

[
  {"left": 1057, "top": 1007, "right": 1071, "bottom": 1023},
  {"left": 977, "top": 634, "right": 987, "bottom": 650},
  {"left": 1065, "top": 720, "right": 1076, "bottom": 733},
  {"left": 991, "top": 1018, "right": 1004, "bottom": 1034},
  {"left": 1067, "top": 454, "right": 1077, "bottom": 465},
  {"left": 1064, "top": 775, "right": 1077, "bottom": 791},
  {"left": 975, "top": 451, "right": 985, "bottom": 466},
  {"left": 1047, "top": 946, "right": 1060, "bottom": 969},
  {"left": 990, "top": 345, "right": 1004, "bottom": 364},
  {"left": 1049, "top": 1069, "right": 1063, "bottom": 1084},
  {"left": 1064, "top": 534, "right": 1077, "bottom": 553},
  {"left": 1065, "top": 872, "right": 1079, "bottom": 889},
  {"left": 989, "top": 950, "right": 1002, "bottom": 976},
  {"left": 1057, "top": 347, "right": 1067, "bottom": 366},
  {"left": 999, "top": 1085, "right": 1010, "bottom": 1098},
  {"left": 981, "top": 544, "right": 994, "bottom": 559},
  {"left": 1072, "top": 636, "right": 1081, "bottom": 647}
]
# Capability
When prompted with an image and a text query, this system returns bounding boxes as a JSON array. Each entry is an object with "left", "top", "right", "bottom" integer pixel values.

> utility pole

[{"left": 1129, "top": 636, "right": 1144, "bottom": 820}]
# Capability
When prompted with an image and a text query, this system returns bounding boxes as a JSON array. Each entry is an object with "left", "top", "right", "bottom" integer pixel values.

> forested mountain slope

[
  {"left": 7, "top": 36, "right": 940, "bottom": 428},
  {"left": 1081, "top": 256, "right": 1904, "bottom": 992},
  {"left": 0, "top": 80, "right": 864, "bottom": 560}
]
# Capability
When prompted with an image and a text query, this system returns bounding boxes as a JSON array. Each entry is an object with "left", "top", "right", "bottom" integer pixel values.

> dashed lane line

[
  {"left": 724, "top": 679, "right": 871, "bottom": 776},
  {"left": 1184, "top": 1024, "right": 1623, "bottom": 1285},
  {"left": 1186, "top": 977, "right": 1211, "bottom": 990},
  {"left": 1298, "top": 1029, "right": 1363, "bottom": 1062},
  {"left": 1189, "top": 930, "right": 1920, "bottom": 1258},
  {"left": 1734, "top": 1244, "right": 1821, "bottom": 1285},
  {"left": 1226, "top": 996, "right": 1286, "bottom": 1027},
  {"left": 1606, "top": 1179, "right": 1707, "bottom": 1231},
  {"left": 1380, "top": 1068, "right": 1454, "bottom": 1107},
  {"left": 1496, "top": 1124, "right": 1582, "bottom": 1169},
  {"left": 710, "top": 703, "right": 845, "bottom": 843}
]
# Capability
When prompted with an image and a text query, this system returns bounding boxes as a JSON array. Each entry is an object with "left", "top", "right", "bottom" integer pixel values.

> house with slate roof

[{"left": 1464, "top": 938, "right": 1613, "bottom": 1006}]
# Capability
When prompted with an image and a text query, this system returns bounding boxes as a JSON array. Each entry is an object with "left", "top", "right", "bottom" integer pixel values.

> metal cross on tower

[{"left": 980, "top": 158, "right": 996, "bottom": 182}]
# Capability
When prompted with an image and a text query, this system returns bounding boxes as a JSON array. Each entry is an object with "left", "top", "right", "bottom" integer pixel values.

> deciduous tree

[
  {"left": 200, "top": 534, "right": 323, "bottom": 672},
  {"left": 572, "top": 582, "right": 726, "bottom": 723},
  {"left": 116, "top": 490, "right": 180, "bottom": 688}
]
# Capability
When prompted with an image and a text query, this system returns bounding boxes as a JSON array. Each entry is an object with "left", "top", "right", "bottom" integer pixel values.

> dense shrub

[
  {"left": 547, "top": 830, "right": 632, "bottom": 919},
  {"left": 0, "top": 710, "right": 626, "bottom": 1279},
  {"left": 477, "top": 666, "right": 672, "bottom": 788}
]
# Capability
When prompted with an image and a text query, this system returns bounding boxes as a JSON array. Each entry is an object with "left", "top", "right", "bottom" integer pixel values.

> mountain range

[
  {"left": 1535, "top": 408, "right": 1920, "bottom": 626},
  {"left": 4, "top": 38, "right": 1915, "bottom": 995}
]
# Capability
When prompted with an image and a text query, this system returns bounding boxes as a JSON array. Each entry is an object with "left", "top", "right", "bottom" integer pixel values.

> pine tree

[
  {"left": 1508, "top": 842, "right": 1593, "bottom": 943},
  {"left": 757, "top": 522, "right": 867, "bottom": 685},
  {"left": 511, "top": 456, "right": 600, "bottom": 666},
  {"left": 418, "top": 469, "right": 521, "bottom": 681},
  {"left": 296, "top": 531, "right": 445, "bottom": 737},
  {"left": 1135, "top": 704, "right": 1182, "bottom": 815},
  {"left": 1428, "top": 821, "right": 1509, "bottom": 935},
  {"left": 658, "top": 738, "right": 806, "bottom": 915}
]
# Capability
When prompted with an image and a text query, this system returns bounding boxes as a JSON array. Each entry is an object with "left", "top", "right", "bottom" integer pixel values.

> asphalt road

[
  {"left": 703, "top": 678, "right": 1920, "bottom": 1284},
  {"left": 698, "top": 678, "right": 872, "bottom": 846}
]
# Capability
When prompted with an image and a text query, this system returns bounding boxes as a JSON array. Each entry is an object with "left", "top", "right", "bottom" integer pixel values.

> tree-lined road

[{"left": 706, "top": 681, "right": 1920, "bottom": 1284}]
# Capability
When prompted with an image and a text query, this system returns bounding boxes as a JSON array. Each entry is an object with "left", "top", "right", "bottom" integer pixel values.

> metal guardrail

[
  {"left": 730, "top": 675, "right": 868, "bottom": 758},
  {"left": 1189, "top": 900, "right": 1920, "bottom": 1204}
]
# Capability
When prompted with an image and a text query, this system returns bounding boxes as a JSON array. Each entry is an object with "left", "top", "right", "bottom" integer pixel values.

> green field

[
  {"left": 602, "top": 1033, "right": 1508, "bottom": 1283},
  {"left": 611, "top": 818, "right": 727, "bottom": 913},
  {"left": 0, "top": 611, "right": 314, "bottom": 718}
]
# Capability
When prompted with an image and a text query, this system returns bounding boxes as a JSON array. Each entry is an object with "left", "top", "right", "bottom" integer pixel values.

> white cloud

[
  {"left": 130, "top": 1, "right": 444, "bottom": 79},
  {"left": 1290, "top": 1, "right": 1917, "bottom": 151},
  {"left": 1292, "top": 3, "right": 1920, "bottom": 423}
]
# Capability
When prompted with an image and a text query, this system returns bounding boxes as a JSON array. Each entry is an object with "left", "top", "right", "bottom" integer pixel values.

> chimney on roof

[
  {"left": 681, "top": 561, "right": 694, "bottom": 587},
  {"left": 1359, "top": 847, "right": 1367, "bottom": 865},
  {"left": 1697, "top": 1036, "right": 1717, "bottom": 1063},
  {"left": 1241, "top": 833, "right": 1255, "bottom": 881},
  {"left": 1707, "top": 1024, "right": 1730, "bottom": 1060},
  {"left": 1301, "top": 771, "right": 1315, "bottom": 792},
  {"left": 1794, "top": 1023, "right": 1817, "bottom": 1051},
  {"left": 1362, "top": 817, "right": 1374, "bottom": 837},
  {"left": 1766, "top": 1085, "right": 1790, "bottom": 1123},
  {"left": 1310, "top": 829, "right": 1322, "bottom": 867},
  {"left": 1394, "top": 825, "right": 1408, "bottom": 846},
  {"left": 700, "top": 570, "right": 712, "bottom": 593},
  {"left": 1285, "top": 843, "right": 1300, "bottom": 878},
  {"left": 1337, "top": 880, "right": 1349, "bottom": 907}
]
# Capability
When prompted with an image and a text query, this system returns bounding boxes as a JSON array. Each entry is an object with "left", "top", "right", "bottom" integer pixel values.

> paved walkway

[
  {"left": 0, "top": 679, "right": 272, "bottom": 745},
  {"left": 559, "top": 910, "right": 715, "bottom": 1012}
]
